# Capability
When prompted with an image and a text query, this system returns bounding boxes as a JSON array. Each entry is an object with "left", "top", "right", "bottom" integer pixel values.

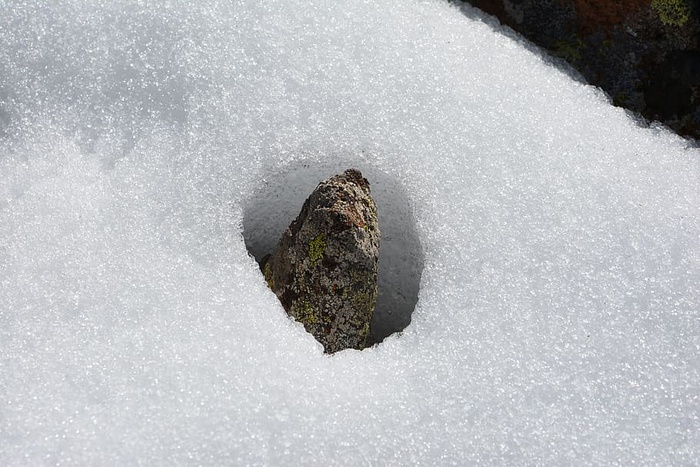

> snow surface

[{"left": 1, "top": 0, "right": 699, "bottom": 464}]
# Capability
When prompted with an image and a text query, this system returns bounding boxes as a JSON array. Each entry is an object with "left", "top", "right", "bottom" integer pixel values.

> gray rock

[
  {"left": 463, "top": 0, "right": 700, "bottom": 141},
  {"left": 262, "top": 169, "right": 380, "bottom": 353}
]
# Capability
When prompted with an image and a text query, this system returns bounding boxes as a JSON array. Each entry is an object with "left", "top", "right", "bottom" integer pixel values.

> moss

[
  {"left": 651, "top": 0, "right": 690, "bottom": 27},
  {"left": 308, "top": 233, "right": 326, "bottom": 266}
]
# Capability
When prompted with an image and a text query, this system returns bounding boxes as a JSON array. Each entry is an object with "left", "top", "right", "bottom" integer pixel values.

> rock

[
  {"left": 461, "top": 0, "right": 700, "bottom": 141},
  {"left": 262, "top": 169, "right": 380, "bottom": 354}
]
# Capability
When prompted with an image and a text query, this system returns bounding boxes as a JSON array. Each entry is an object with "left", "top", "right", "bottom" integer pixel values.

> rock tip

[{"left": 341, "top": 168, "right": 370, "bottom": 191}]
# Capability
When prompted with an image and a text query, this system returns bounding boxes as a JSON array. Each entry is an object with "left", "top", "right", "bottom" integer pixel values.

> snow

[{"left": 1, "top": 0, "right": 699, "bottom": 464}]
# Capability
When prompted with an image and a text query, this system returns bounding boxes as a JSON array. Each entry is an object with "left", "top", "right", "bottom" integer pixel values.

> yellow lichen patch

[
  {"left": 296, "top": 300, "right": 317, "bottom": 326},
  {"left": 351, "top": 290, "right": 374, "bottom": 320},
  {"left": 322, "top": 311, "right": 332, "bottom": 325},
  {"left": 651, "top": 0, "right": 691, "bottom": 26},
  {"left": 308, "top": 233, "right": 326, "bottom": 266},
  {"left": 263, "top": 261, "right": 274, "bottom": 289},
  {"left": 361, "top": 322, "right": 370, "bottom": 338}
]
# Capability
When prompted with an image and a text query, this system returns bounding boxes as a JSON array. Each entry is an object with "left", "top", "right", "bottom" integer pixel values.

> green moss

[
  {"left": 652, "top": 0, "right": 690, "bottom": 26},
  {"left": 308, "top": 233, "right": 326, "bottom": 266}
]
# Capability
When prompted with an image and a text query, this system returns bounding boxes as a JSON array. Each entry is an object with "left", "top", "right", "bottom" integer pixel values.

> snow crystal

[{"left": 1, "top": 0, "right": 698, "bottom": 464}]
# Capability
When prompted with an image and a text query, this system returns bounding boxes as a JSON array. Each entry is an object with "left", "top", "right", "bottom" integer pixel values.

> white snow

[{"left": 1, "top": 0, "right": 699, "bottom": 464}]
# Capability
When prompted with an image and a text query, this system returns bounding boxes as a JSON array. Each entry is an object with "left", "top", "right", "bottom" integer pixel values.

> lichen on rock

[
  {"left": 262, "top": 169, "right": 381, "bottom": 354},
  {"left": 651, "top": 0, "right": 691, "bottom": 26}
]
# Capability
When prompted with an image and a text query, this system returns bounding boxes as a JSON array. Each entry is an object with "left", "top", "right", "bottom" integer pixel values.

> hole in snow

[{"left": 243, "top": 157, "right": 423, "bottom": 346}]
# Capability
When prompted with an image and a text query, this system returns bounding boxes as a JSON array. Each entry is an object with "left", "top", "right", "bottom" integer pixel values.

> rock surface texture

[
  {"left": 262, "top": 169, "right": 380, "bottom": 354},
  {"left": 462, "top": 0, "right": 700, "bottom": 141}
]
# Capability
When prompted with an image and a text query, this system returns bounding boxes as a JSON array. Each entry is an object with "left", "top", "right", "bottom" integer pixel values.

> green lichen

[
  {"left": 552, "top": 37, "right": 584, "bottom": 64},
  {"left": 651, "top": 0, "right": 690, "bottom": 27},
  {"left": 361, "top": 322, "right": 370, "bottom": 338},
  {"left": 347, "top": 269, "right": 376, "bottom": 343},
  {"left": 296, "top": 300, "right": 317, "bottom": 326},
  {"left": 613, "top": 92, "right": 628, "bottom": 107},
  {"left": 351, "top": 290, "right": 374, "bottom": 320},
  {"left": 308, "top": 233, "right": 326, "bottom": 266},
  {"left": 263, "top": 261, "right": 274, "bottom": 289}
]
